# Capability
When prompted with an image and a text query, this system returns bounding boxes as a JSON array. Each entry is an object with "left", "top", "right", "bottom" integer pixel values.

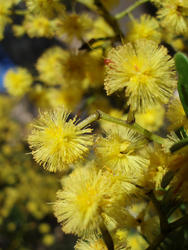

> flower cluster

[{"left": 1, "top": 0, "right": 188, "bottom": 249}]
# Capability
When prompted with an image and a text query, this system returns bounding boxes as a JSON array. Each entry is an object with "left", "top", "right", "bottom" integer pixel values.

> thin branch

[
  {"left": 97, "top": 110, "right": 165, "bottom": 144},
  {"left": 146, "top": 214, "right": 188, "bottom": 250},
  {"left": 115, "top": 0, "right": 149, "bottom": 20},
  {"left": 94, "top": 0, "right": 123, "bottom": 40},
  {"left": 147, "top": 191, "right": 168, "bottom": 234},
  {"left": 100, "top": 224, "right": 114, "bottom": 250}
]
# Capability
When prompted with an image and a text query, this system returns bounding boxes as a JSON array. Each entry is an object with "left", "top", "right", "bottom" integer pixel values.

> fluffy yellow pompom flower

[
  {"left": 56, "top": 13, "right": 93, "bottom": 42},
  {"left": 126, "top": 15, "right": 161, "bottom": 43},
  {"left": 23, "top": 14, "right": 55, "bottom": 38},
  {"left": 157, "top": 0, "right": 188, "bottom": 34},
  {"left": 95, "top": 125, "right": 149, "bottom": 176},
  {"left": 36, "top": 47, "right": 89, "bottom": 87},
  {"left": 167, "top": 96, "right": 188, "bottom": 131},
  {"left": 4, "top": 67, "right": 33, "bottom": 97},
  {"left": 54, "top": 167, "right": 123, "bottom": 236},
  {"left": 36, "top": 47, "right": 66, "bottom": 85},
  {"left": 25, "top": 0, "right": 65, "bottom": 18},
  {"left": 135, "top": 104, "right": 165, "bottom": 132},
  {"left": 28, "top": 109, "right": 93, "bottom": 172},
  {"left": 104, "top": 40, "right": 176, "bottom": 112}
]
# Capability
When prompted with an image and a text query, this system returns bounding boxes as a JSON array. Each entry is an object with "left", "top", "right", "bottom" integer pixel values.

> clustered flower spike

[{"left": 28, "top": 108, "right": 93, "bottom": 172}]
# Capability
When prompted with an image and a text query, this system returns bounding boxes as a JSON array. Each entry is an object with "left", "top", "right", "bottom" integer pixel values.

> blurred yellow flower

[
  {"left": 157, "top": 0, "right": 188, "bottom": 34},
  {"left": 4, "top": 67, "right": 33, "bottom": 97},
  {"left": 126, "top": 15, "right": 161, "bottom": 43},
  {"left": 135, "top": 104, "right": 165, "bottom": 132}
]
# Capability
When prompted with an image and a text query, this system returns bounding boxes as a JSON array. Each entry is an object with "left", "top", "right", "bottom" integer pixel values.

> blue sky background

[{"left": 0, "top": 44, "right": 15, "bottom": 92}]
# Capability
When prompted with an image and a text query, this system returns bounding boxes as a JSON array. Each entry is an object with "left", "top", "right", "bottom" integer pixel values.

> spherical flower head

[
  {"left": 28, "top": 108, "right": 93, "bottom": 172},
  {"left": 126, "top": 15, "right": 162, "bottom": 43},
  {"left": 157, "top": 0, "right": 188, "bottom": 34},
  {"left": 53, "top": 167, "right": 122, "bottom": 236},
  {"left": 167, "top": 96, "right": 188, "bottom": 131},
  {"left": 26, "top": 0, "right": 65, "bottom": 18},
  {"left": 4, "top": 67, "right": 33, "bottom": 97},
  {"left": 95, "top": 125, "right": 149, "bottom": 176},
  {"left": 57, "top": 13, "right": 93, "bottom": 42},
  {"left": 36, "top": 47, "right": 67, "bottom": 85},
  {"left": 135, "top": 104, "right": 165, "bottom": 132},
  {"left": 23, "top": 14, "right": 54, "bottom": 38},
  {"left": 104, "top": 39, "right": 176, "bottom": 112}
]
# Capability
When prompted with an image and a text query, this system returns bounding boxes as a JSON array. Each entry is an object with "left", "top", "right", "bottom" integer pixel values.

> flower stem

[
  {"left": 97, "top": 110, "right": 165, "bottom": 144},
  {"left": 115, "top": 0, "right": 149, "bottom": 20},
  {"left": 94, "top": 0, "right": 123, "bottom": 39},
  {"left": 78, "top": 112, "right": 100, "bottom": 129},
  {"left": 100, "top": 224, "right": 114, "bottom": 250},
  {"left": 146, "top": 214, "right": 188, "bottom": 250}
]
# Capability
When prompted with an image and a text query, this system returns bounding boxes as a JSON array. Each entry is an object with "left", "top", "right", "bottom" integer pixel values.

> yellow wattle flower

[
  {"left": 23, "top": 14, "right": 55, "bottom": 38},
  {"left": 104, "top": 39, "right": 176, "bottom": 112},
  {"left": 167, "top": 96, "right": 188, "bottom": 131},
  {"left": 157, "top": 0, "right": 188, "bottom": 34},
  {"left": 28, "top": 108, "right": 93, "bottom": 172},
  {"left": 95, "top": 124, "right": 149, "bottom": 176},
  {"left": 54, "top": 167, "right": 123, "bottom": 236},
  {"left": 56, "top": 13, "right": 93, "bottom": 42},
  {"left": 135, "top": 104, "right": 165, "bottom": 132},
  {"left": 126, "top": 14, "right": 161, "bottom": 43},
  {"left": 25, "top": 0, "right": 65, "bottom": 18},
  {"left": 4, "top": 67, "right": 33, "bottom": 97}
]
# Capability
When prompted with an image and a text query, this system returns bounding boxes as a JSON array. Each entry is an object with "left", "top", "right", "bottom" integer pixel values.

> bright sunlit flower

[
  {"left": 95, "top": 125, "right": 149, "bottom": 176},
  {"left": 54, "top": 167, "right": 123, "bottom": 236},
  {"left": 28, "top": 108, "right": 93, "bottom": 172},
  {"left": 4, "top": 67, "right": 33, "bottom": 97},
  {"left": 104, "top": 39, "right": 176, "bottom": 112}
]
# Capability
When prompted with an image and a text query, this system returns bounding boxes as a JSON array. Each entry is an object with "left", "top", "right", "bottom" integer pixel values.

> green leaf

[
  {"left": 175, "top": 127, "right": 188, "bottom": 140},
  {"left": 174, "top": 52, "right": 188, "bottom": 117}
]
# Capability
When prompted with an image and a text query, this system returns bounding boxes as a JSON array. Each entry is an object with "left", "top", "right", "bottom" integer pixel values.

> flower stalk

[
  {"left": 96, "top": 110, "right": 165, "bottom": 144},
  {"left": 115, "top": 0, "right": 149, "bottom": 20}
]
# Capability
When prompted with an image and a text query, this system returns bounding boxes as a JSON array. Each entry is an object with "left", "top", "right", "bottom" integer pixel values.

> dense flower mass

[
  {"left": 104, "top": 40, "right": 176, "bottom": 112},
  {"left": 96, "top": 125, "right": 148, "bottom": 176},
  {"left": 54, "top": 167, "right": 124, "bottom": 236},
  {"left": 1, "top": 0, "right": 188, "bottom": 249},
  {"left": 28, "top": 109, "right": 93, "bottom": 172}
]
